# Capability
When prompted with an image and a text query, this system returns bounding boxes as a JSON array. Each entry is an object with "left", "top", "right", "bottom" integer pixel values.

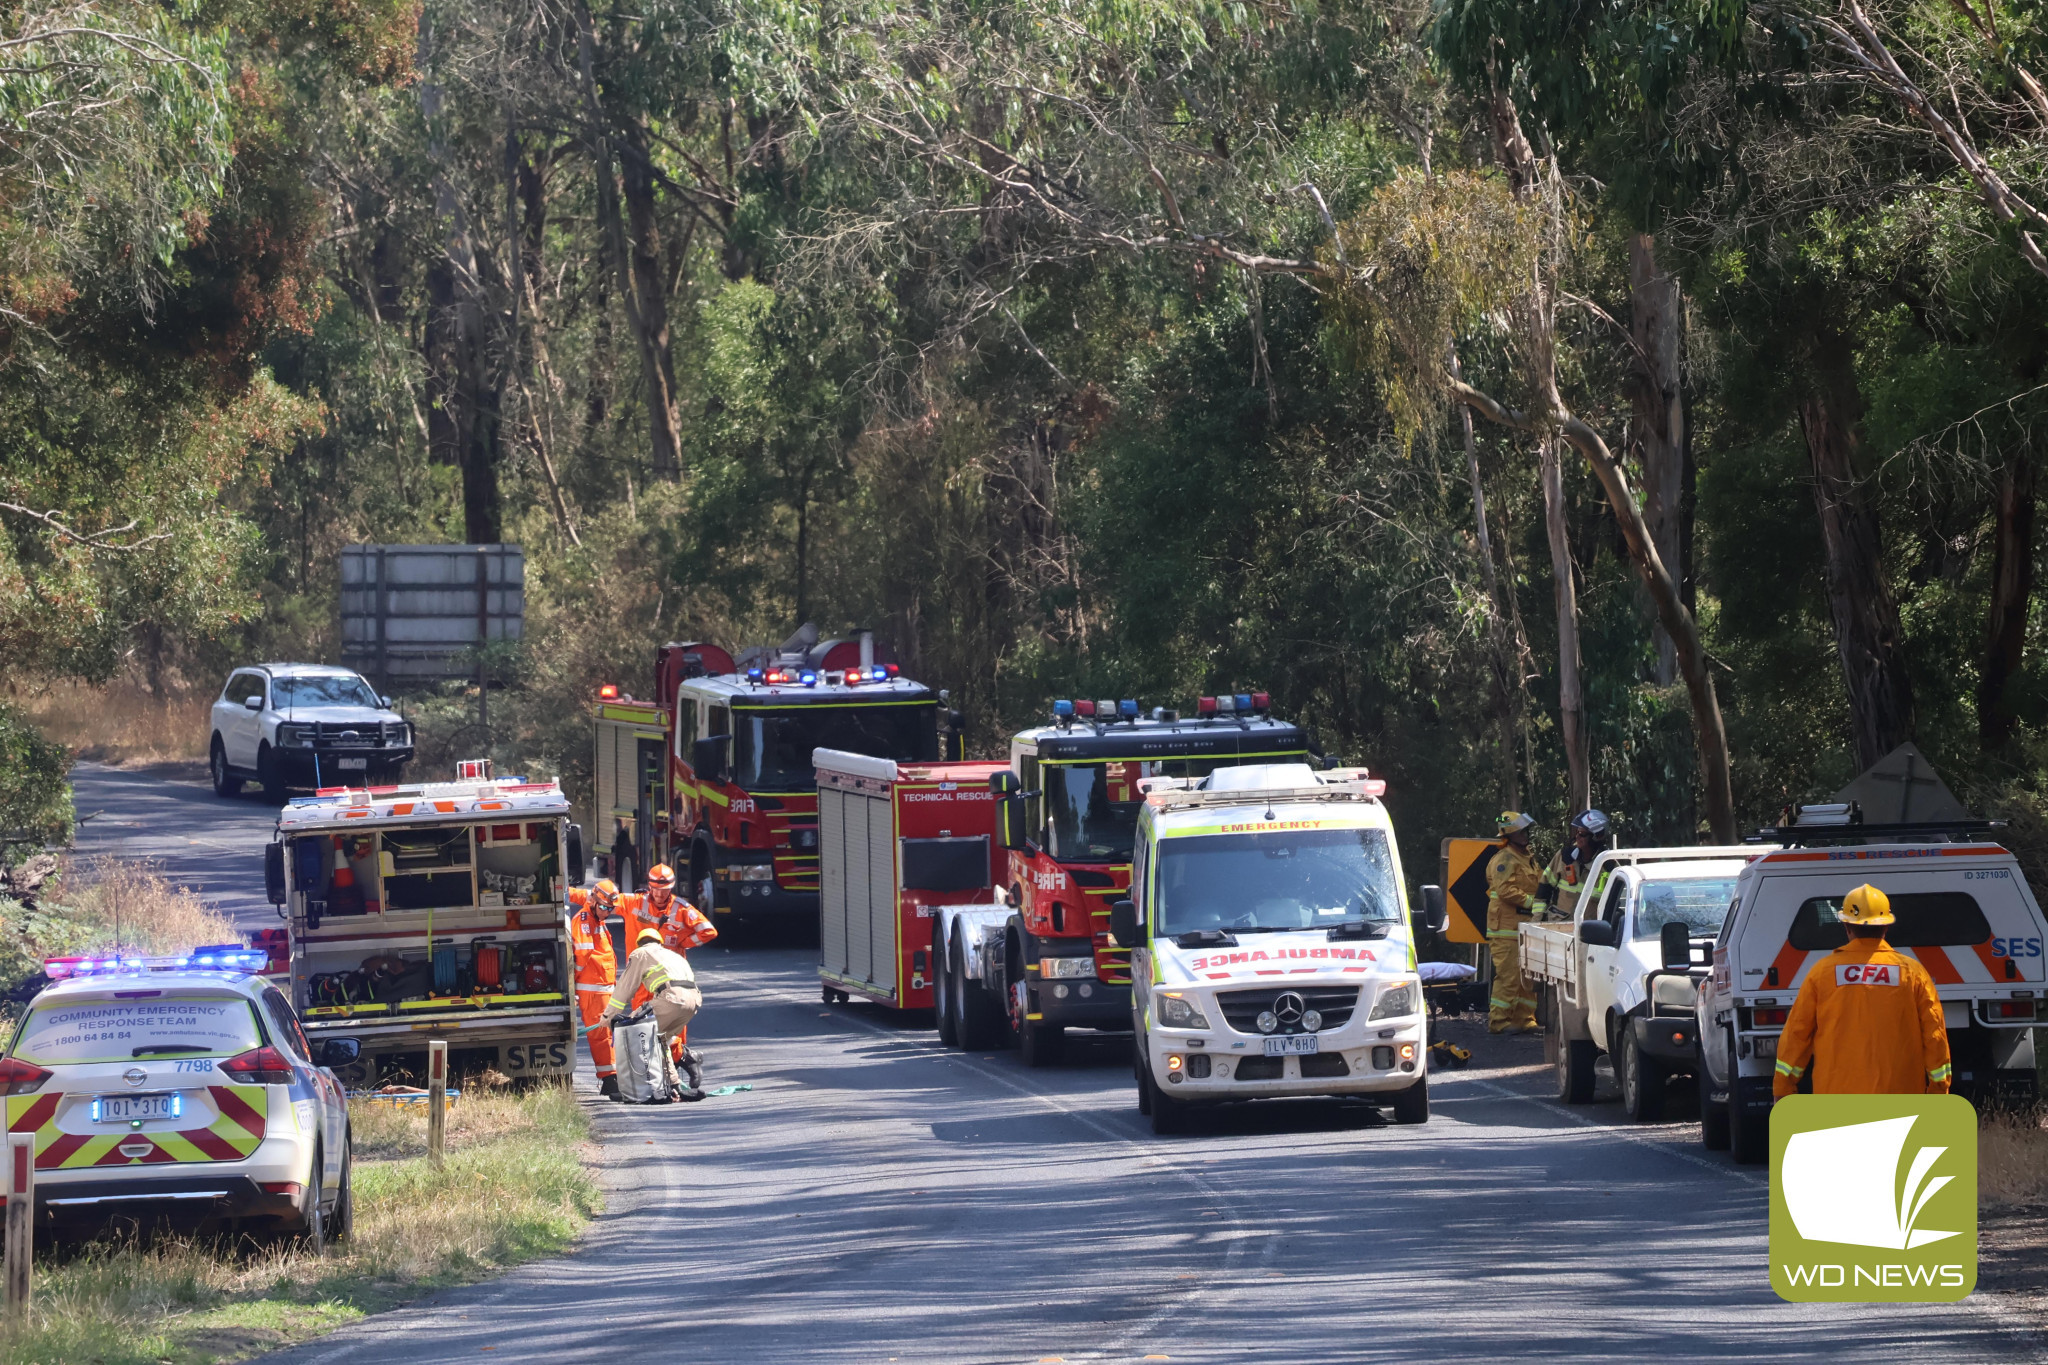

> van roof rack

[{"left": 1750, "top": 819, "right": 2004, "bottom": 848}]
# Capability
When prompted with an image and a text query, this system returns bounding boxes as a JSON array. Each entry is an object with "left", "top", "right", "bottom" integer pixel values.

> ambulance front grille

[{"left": 1216, "top": 986, "right": 1361, "bottom": 1035}]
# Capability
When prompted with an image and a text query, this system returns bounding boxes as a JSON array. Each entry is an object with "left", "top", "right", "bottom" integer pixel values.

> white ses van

[
  {"left": 1108, "top": 764, "right": 1438, "bottom": 1135},
  {"left": 1697, "top": 836, "right": 2045, "bottom": 1164}
]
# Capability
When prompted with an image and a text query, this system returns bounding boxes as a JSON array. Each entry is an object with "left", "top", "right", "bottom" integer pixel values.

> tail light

[
  {"left": 0, "top": 1058, "right": 50, "bottom": 1096},
  {"left": 1750, "top": 1007, "right": 1789, "bottom": 1028},
  {"left": 260, "top": 1182, "right": 303, "bottom": 1198},
  {"left": 1988, "top": 1000, "right": 2037, "bottom": 1021},
  {"left": 220, "top": 1046, "right": 295, "bottom": 1085}
]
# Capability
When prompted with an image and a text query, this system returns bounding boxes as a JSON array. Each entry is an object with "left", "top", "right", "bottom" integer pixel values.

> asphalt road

[
  {"left": 260, "top": 948, "right": 2043, "bottom": 1365},
  {"left": 69, "top": 759, "right": 282, "bottom": 932}
]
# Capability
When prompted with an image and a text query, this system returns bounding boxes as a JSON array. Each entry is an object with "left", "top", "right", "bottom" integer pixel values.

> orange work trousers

[{"left": 577, "top": 988, "right": 616, "bottom": 1078}]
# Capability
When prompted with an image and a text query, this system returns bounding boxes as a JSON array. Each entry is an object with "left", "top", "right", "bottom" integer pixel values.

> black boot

[
  {"left": 680, "top": 1048, "right": 705, "bottom": 1092},
  {"left": 599, "top": 1075, "right": 621, "bottom": 1101}
]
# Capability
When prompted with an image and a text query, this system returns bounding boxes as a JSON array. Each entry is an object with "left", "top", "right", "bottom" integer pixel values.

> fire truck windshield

[
  {"left": 1044, "top": 758, "right": 1267, "bottom": 864},
  {"left": 732, "top": 702, "right": 937, "bottom": 790},
  {"left": 1155, "top": 828, "right": 1402, "bottom": 936}
]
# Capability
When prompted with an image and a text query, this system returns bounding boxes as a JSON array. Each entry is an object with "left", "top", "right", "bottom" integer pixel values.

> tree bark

[
  {"left": 1452, "top": 347, "right": 1520, "bottom": 808},
  {"left": 1541, "top": 436, "right": 1589, "bottom": 813},
  {"left": 1797, "top": 363, "right": 1914, "bottom": 771},
  {"left": 1628, "top": 233, "right": 1685, "bottom": 686},
  {"left": 1979, "top": 450, "right": 2037, "bottom": 751},
  {"left": 1452, "top": 379, "right": 1738, "bottom": 844}
]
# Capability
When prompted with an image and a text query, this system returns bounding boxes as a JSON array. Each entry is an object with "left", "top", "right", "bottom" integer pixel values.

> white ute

[
  {"left": 1108, "top": 763, "right": 1441, "bottom": 1134},
  {"left": 1697, "top": 821, "right": 2045, "bottom": 1164},
  {"left": 1520, "top": 848, "right": 1750, "bottom": 1121}
]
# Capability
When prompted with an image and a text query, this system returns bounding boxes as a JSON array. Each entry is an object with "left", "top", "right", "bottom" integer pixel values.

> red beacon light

[
  {"left": 597, "top": 683, "right": 620, "bottom": 701},
  {"left": 1074, "top": 699, "right": 1097, "bottom": 718},
  {"left": 1196, "top": 696, "right": 1218, "bottom": 716},
  {"left": 1251, "top": 691, "right": 1271, "bottom": 712}
]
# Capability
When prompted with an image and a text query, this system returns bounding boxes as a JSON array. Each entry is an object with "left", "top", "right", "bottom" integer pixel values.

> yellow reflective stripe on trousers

[{"left": 1486, "top": 929, "right": 1519, "bottom": 939}]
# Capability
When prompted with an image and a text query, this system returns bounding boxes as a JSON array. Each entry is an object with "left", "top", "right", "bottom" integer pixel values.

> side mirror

[
  {"left": 996, "top": 794, "right": 1028, "bottom": 851},
  {"left": 693, "top": 735, "right": 730, "bottom": 784},
  {"left": 1578, "top": 920, "right": 1616, "bottom": 947},
  {"left": 566, "top": 823, "right": 586, "bottom": 888},
  {"left": 1417, "top": 884, "right": 1447, "bottom": 935},
  {"left": 317, "top": 1037, "right": 361, "bottom": 1068},
  {"left": 1108, "top": 899, "right": 1141, "bottom": 949},
  {"left": 1661, "top": 920, "right": 1692, "bottom": 971},
  {"left": 379, "top": 694, "right": 393, "bottom": 709},
  {"left": 988, "top": 771, "right": 1020, "bottom": 796},
  {"left": 244, "top": 694, "right": 263, "bottom": 711},
  {"left": 264, "top": 843, "right": 287, "bottom": 906}
]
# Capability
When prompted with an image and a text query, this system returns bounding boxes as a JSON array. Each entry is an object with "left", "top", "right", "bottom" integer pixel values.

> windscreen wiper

[
  {"left": 132, "top": 1044, "right": 210, "bottom": 1057},
  {"left": 1326, "top": 919, "right": 1391, "bottom": 940},
  {"left": 1174, "top": 929, "right": 1238, "bottom": 948}
]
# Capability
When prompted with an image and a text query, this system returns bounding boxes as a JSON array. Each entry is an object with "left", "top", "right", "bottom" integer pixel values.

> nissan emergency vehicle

[
  {"left": 1108, "top": 762, "right": 1438, "bottom": 1134},
  {"left": 2, "top": 952, "right": 356, "bottom": 1243},
  {"left": 1697, "top": 811, "right": 2046, "bottom": 1164}
]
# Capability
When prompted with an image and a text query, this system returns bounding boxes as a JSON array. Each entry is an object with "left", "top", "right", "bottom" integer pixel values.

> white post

[
  {"left": 427, "top": 1040, "right": 448, "bottom": 1168},
  {"left": 6, "top": 1133, "right": 32, "bottom": 1321}
]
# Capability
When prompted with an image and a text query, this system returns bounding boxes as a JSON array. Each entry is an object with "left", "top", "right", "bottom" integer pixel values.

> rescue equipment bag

[
  {"left": 518, "top": 944, "right": 554, "bottom": 993},
  {"left": 610, "top": 1013, "right": 674, "bottom": 1104},
  {"left": 473, "top": 943, "right": 504, "bottom": 992}
]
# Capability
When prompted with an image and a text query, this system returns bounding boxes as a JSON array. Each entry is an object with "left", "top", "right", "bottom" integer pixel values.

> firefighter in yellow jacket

[
  {"left": 603, "top": 928, "right": 706, "bottom": 1101},
  {"left": 1486, "top": 812, "right": 1543, "bottom": 1033},
  {"left": 1772, "top": 884, "right": 1951, "bottom": 1099}
]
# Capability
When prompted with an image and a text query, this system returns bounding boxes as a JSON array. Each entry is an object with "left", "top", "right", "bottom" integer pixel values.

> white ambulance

[
  {"left": 1696, "top": 824, "right": 2044, "bottom": 1164},
  {"left": 1110, "top": 764, "right": 1438, "bottom": 1134}
]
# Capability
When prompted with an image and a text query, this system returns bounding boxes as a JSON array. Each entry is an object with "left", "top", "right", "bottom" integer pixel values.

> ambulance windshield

[{"left": 1155, "top": 828, "right": 1401, "bottom": 936}]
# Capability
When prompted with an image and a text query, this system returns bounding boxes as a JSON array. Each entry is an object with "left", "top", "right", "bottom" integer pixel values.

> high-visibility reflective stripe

[
  {"left": 1928, "top": 1063, "right": 1952, "bottom": 1081},
  {"left": 575, "top": 982, "right": 613, "bottom": 992},
  {"left": 609, "top": 996, "right": 628, "bottom": 1012},
  {"left": 645, "top": 968, "right": 670, "bottom": 989},
  {"left": 1775, "top": 1059, "right": 1806, "bottom": 1078},
  {"left": 1485, "top": 929, "right": 1519, "bottom": 939}
]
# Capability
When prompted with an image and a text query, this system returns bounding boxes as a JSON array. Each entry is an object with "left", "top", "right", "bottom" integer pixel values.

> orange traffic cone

[{"left": 331, "top": 838, "right": 363, "bottom": 913}]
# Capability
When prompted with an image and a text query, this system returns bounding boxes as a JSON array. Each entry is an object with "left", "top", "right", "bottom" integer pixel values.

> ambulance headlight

[
  {"left": 1157, "top": 994, "right": 1210, "bottom": 1030},
  {"left": 1367, "top": 983, "right": 1416, "bottom": 1021}
]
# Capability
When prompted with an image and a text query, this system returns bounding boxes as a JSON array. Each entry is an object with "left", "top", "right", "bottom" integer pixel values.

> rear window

[
  {"left": 12, "top": 996, "right": 264, "bottom": 1066},
  {"left": 1788, "top": 894, "right": 1994, "bottom": 952}
]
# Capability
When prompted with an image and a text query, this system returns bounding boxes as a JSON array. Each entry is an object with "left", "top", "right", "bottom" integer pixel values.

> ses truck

[
  {"left": 1108, "top": 763, "right": 1441, "bottom": 1135},
  {"left": 260, "top": 762, "right": 583, "bottom": 1086}
]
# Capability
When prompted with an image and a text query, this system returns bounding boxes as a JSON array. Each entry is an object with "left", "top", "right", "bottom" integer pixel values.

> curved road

[{"left": 65, "top": 762, "right": 2044, "bottom": 1363}]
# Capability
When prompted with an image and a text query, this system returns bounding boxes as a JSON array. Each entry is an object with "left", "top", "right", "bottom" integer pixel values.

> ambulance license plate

[
  {"left": 337, "top": 757, "right": 367, "bottom": 770},
  {"left": 1264, "top": 1035, "right": 1319, "bottom": 1056},
  {"left": 94, "top": 1093, "right": 180, "bottom": 1124}
]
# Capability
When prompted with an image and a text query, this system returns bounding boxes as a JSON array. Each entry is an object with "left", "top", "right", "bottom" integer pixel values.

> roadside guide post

[
  {"left": 427, "top": 1040, "right": 448, "bottom": 1168},
  {"left": 6, "top": 1133, "right": 31, "bottom": 1320}
]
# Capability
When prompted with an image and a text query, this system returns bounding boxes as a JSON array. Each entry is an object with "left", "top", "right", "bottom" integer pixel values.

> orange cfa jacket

[{"left": 1773, "top": 937, "right": 1951, "bottom": 1099}]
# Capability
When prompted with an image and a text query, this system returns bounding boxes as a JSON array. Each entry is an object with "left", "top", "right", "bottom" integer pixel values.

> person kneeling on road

[
  {"left": 1771, "top": 884, "right": 1951, "bottom": 1100},
  {"left": 603, "top": 928, "right": 706, "bottom": 1102}
]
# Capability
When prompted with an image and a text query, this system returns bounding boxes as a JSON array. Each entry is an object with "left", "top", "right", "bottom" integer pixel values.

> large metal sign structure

[{"left": 340, "top": 544, "right": 524, "bottom": 686}]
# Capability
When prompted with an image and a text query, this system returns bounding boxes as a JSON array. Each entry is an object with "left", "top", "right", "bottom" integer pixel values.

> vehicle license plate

[
  {"left": 1264, "top": 1035, "right": 1320, "bottom": 1056},
  {"left": 1754, "top": 1035, "right": 1777, "bottom": 1060},
  {"left": 337, "top": 757, "right": 368, "bottom": 770},
  {"left": 95, "top": 1093, "right": 180, "bottom": 1123}
]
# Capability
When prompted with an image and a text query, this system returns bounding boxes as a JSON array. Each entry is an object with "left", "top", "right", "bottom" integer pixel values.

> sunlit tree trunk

[{"left": 1628, "top": 234, "right": 1685, "bottom": 686}]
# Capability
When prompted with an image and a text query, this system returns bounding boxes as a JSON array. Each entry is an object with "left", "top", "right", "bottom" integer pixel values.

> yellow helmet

[
  {"left": 1839, "top": 884, "right": 1894, "bottom": 926},
  {"left": 1496, "top": 811, "right": 1535, "bottom": 835},
  {"left": 636, "top": 927, "right": 663, "bottom": 946}
]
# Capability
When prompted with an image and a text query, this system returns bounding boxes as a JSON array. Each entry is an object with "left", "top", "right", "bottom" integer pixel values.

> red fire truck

[
  {"left": 591, "top": 628, "right": 949, "bottom": 930},
  {"left": 931, "top": 694, "right": 1311, "bottom": 1064}
]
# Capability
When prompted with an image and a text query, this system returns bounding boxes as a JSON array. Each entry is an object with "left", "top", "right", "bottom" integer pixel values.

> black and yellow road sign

[{"left": 1438, "top": 837, "right": 1504, "bottom": 945}]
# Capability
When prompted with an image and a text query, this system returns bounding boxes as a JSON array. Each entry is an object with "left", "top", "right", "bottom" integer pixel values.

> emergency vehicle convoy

[
  {"left": 591, "top": 629, "right": 945, "bottom": 930},
  {"left": 921, "top": 695, "right": 1312, "bottom": 1064},
  {"left": 1696, "top": 810, "right": 2046, "bottom": 1163},
  {"left": 1108, "top": 763, "right": 1438, "bottom": 1134},
  {"left": 259, "top": 761, "right": 582, "bottom": 1086}
]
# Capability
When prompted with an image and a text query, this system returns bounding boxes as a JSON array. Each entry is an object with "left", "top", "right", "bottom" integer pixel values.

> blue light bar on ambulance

[
  {"left": 45, "top": 951, "right": 268, "bottom": 980},
  {"left": 1234, "top": 694, "right": 1252, "bottom": 712},
  {"left": 800, "top": 671, "right": 818, "bottom": 686},
  {"left": 1118, "top": 699, "right": 1139, "bottom": 719},
  {"left": 1053, "top": 699, "right": 1075, "bottom": 718},
  {"left": 746, "top": 667, "right": 766, "bottom": 683}
]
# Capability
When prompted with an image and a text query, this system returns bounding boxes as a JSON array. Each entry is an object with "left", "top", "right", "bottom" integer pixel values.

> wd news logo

[{"left": 1770, "top": 1095, "right": 1977, "bottom": 1302}]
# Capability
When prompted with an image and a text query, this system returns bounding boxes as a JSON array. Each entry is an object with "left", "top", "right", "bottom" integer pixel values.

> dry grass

[
  {"left": 1982, "top": 1107, "right": 2048, "bottom": 1208},
  {"left": 60, "top": 857, "right": 240, "bottom": 956},
  {"left": 0, "top": 1086, "right": 597, "bottom": 1365},
  {"left": 13, "top": 679, "right": 212, "bottom": 766}
]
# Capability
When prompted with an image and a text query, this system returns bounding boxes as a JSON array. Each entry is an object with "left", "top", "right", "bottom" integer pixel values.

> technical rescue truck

[
  {"left": 927, "top": 694, "right": 1310, "bottom": 1064},
  {"left": 259, "top": 761, "right": 584, "bottom": 1085},
  {"left": 1697, "top": 808, "right": 2048, "bottom": 1164},
  {"left": 1107, "top": 763, "right": 1441, "bottom": 1135},
  {"left": 590, "top": 630, "right": 948, "bottom": 928},
  {"left": 813, "top": 750, "right": 1007, "bottom": 1011}
]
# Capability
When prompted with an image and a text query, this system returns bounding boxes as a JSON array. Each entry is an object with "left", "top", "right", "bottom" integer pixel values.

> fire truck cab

[
  {"left": 593, "top": 628, "right": 947, "bottom": 931},
  {"left": 935, "top": 695, "right": 1309, "bottom": 1065}
]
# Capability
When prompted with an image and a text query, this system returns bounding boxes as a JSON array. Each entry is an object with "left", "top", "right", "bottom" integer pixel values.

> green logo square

[{"left": 1770, "top": 1093, "right": 1977, "bottom": 1302}]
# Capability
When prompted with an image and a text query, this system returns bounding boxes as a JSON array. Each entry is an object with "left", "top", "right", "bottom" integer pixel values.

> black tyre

[
  {"left": 1699, "top": 1067, "right": 1731, "bottom": 1151},
  {"left": 1135, "top": 1035, "right": 1152, "bottom": 1115},
  {"left": 1391, "top": 1075, "right": 1430, "bottom": 1124},
  {"left": 209, "top": 738, "right": 242, "bottom": 797},
  {"left": 1143, "top": 1063, "right": 1188, "bottom": 1135},
  {"left": 1619, "top": 1024, "right": 1666, "bottom": 1122},
  {"left": 1545, "top": 992, "right": 1596, "bottom": 1104},
  {"left": 1727, "top": 1030, "right": 1767, "bottom": 1164},
  {"left": 292, "top": 1147, "right": 326, "bottom": 1253},
  {"left": 932, "top": 927, "right": 958, "bottom": 1048},
  {"left": 257, "top": 744, "right": 289, "bottom": 804},
  {"left": 1019, "top": 1021, "right": 1066, "bottom": 1068},
  {"left": 952, "top": 939, "right": 1004, "bottom": 1052},
  {"left": 328, "top": 1139, "right": 354, "bottom": 1244},
  {"left": 691, "top": 841, "right": 716, "bottom": 921}
]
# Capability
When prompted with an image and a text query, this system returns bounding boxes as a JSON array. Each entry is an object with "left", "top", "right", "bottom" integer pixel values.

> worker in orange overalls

[
  {"left": 565, "top": 878, "right": 622, "bottom": 1100},
  {"left": 614, "top": 863, "right": 717, "bottom": 1090},
  {"left": 1773, "top": 884, "right": 1952, "bottom": 1099}
]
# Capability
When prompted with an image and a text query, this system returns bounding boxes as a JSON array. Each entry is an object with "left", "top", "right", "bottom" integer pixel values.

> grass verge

[
  {"left": 1982, "top": 1104, "right": 2048, "bottom": 1207},
  {"left": 0, "top": 1085, "right": 598, "bottom": 1365},
  {"left": 14, "top": 680, "right": 211, "bottom": 767}
]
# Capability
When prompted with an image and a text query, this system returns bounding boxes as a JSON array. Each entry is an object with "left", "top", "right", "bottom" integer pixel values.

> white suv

[{"left": 210, "top": 664, "right": 414, "bottom": 798}]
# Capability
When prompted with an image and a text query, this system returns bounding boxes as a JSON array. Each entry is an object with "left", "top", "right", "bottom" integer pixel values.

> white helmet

[{"left": 1575, "top": 809, "right": 1610, "bottom": 837}]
